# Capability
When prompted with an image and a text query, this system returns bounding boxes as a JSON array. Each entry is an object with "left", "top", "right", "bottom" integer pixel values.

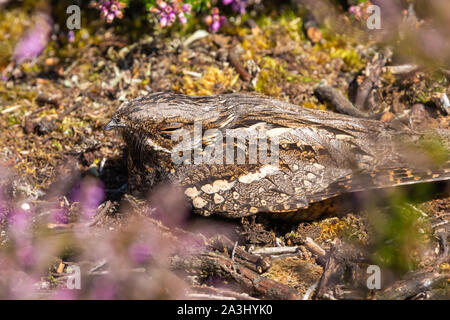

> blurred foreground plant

[
  {"left": 0, "top": 166, "right": 195, "bottom": 299},
  {"left": 11, "top": 12, "right": 52, "bottom": 64}
]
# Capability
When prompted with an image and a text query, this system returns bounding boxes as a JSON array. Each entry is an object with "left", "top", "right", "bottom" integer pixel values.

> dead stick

[
  {"left": 211, "top": 235, "right": 271, "bottom": 274},
  {"left": 250, "top": 246, "right": 301, "bottom": 256},
  {"left": 354, "top": 51, "right": 391, "bottom": 111},
  {"left": 229, "top": 52, "right": 251, "bottom": 81},
  {"left": 377, "top": 270, "right": 449, "bottom": 300},
  {"left": 171, "top": 251, "right": 299, "bottom": 300},
  {"left": 191, "top": 285, "right": 259, "bottom": 300},
  {"left": 314, "top": 84, "right": 379, "bottom": 119},
  {"left": 303, "top": 237, "right": 327, "bottom": 266}
]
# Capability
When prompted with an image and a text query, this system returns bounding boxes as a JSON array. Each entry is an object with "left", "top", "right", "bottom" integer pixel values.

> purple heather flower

[
  {"left": 181, "top": 4, "right": 191, "bottom": 13},
  {"left": 91, "top": 276, "right": 117, "bottom": 300},
  {"left": 81, "top": 183, "right": 104, "bottom": 220},
  {"left": 71, "top": 178, "right": 105, "bottom": 221},
  {"left": 160, "top": 14, "right": 168, "bottom": 27},
  {"left": 222, "top": 0, "right": 247, "bottom": 15},
  {"left": 50, "top": 208, "right": 69, "bottom": 224},
  {"left": 205, "top": 8, "right": 226, "bottom": 32},
  {"left": 68, "top": 31, "right": 75, "bottom": 43},
  {"left": 150, "top": 0, "right": 192, "bottom": 27},
  {"left": 93, "top": 0, "right": 126, "bottom": 23},
  {"left": 178, "top": 13, "right": 187, "bottom": 25},
  {"left": 16, "top": 244, "right": 35, "bottom": 267},
  {"left": 8, "top": 209, "right": 32, "bottom": 234},
  {"left": 128, "top": 242, "right": 152, "bottom": 264},
  {"left": 51, "top": 289, "right": 79, "bottom": 300},
  {"left": 12, "top": 12, "right": 52, "bottom": 64},
  {"left": 349, "top": 5, "right": 363, "bottom": 19}
]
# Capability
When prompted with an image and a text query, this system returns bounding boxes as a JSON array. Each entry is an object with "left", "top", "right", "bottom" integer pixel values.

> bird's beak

[
  {"left": 104, "top": 119, "right": 125, "bottom": 131},
  {"left": 104, "top": 120, "right": 116, "bottom": 131}
]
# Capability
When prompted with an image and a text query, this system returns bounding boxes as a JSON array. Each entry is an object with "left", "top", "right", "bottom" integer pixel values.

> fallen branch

[
  {"left": 86, "top": 200, "right": 112, "bottom": 227},
  {"left": 190, "top": 285, "right": 259, "bottom": 300},
  {"left": 384, "top": 64, "right": 419, "bottom": 75},
  {"left": 303, "top": 237, "right": 327, "bottom": 266},
  {"left": 210, "top": 235, "right": 271, "bottom": 274},
  {"left": 314, "top": 84, "right": 379, "bottom": 119},
  {"left": 229, "top": 51, "right": 251, "bottom": 81},
  {"left": 376, "top": 269, "right": 449, "bottom": 300},
  {"left": 352, "top": 51, "right": 391, "bottom": 111},
  {"left": 170, "top": 251, "right": 300, "bottom": 300},
  {"left": 315, "top": 241, "right": 368, "bottom": 299},
  {"left": 250, "top": 246, "right": 301, "bottom": 256}
]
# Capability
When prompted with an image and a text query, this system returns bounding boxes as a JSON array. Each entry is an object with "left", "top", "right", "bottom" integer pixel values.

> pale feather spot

[
  {"left": 184, "top": 187, "right": 201, "bottom": 199},
  {"left": 146, "top": 138, "right": 171, "bottom": 153},
  {"left": 212, "top": 179, "right": 235, "bottom": 191},
  {"left": 335, "top": 134, "right": 352, "bottom": 140},
  {"left": 238, "top": 165, "right": 280, "bottom": 184},
  {"left": 313, "top": 163, "right": 324, "bottom": 170},
  {"left": 266, "top": 128, "right": 292, "bottom": 137},
  {"left": 307, "top": 173, "right": 316, "bottom": 180},
  {"left": 193, "top": 197, "right": 208, "bottom": 209},
  {"left": 249, "top": 207, "right": 258, "bottom": 214},
  {"left": 214, "top": 193, "right": 225, "bottom": 204}
]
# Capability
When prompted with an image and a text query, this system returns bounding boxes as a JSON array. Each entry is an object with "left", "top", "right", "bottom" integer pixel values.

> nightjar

[{"left": 105, "top": 92, "right": 450, "bottom": 219}]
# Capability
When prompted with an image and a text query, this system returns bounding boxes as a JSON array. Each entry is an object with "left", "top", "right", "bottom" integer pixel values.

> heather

[{"left": 0, "top": 0, "right": 449, "bottom": 300}]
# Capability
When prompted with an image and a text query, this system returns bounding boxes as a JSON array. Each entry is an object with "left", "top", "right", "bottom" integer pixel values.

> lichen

[{"left": 174, "top": 66, "right": 239, "bottom": 95}]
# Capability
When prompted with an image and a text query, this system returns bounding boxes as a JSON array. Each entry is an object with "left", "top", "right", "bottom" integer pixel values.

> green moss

[
  {"left": 255, "top": 57, "right": 284, "bottom": 96},
  {"left": 255, "top": 55, "right": 319, "bottom": 96},
  {"left": 51, "top": 139, "right": 62, "bottom": 151},
  {"left": 416, "top": 133, "right": 450, "bottom": 167},
  {"left": 0, "top": 8, "right": 33, "bottom": 67},
  {"left": 415, "top": 91, "right": 429, "bottom": 104},
  {"left": 316, "top": 33, "right": 367, "bottom": 72},
  {"left": 370, "top": 203, "right": 430, "bottom": 273}
]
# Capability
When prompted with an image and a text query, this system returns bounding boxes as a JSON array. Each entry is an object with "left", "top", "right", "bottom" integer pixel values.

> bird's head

[{"left": 104, "top": 92, "right": 223, "bottom": 154}]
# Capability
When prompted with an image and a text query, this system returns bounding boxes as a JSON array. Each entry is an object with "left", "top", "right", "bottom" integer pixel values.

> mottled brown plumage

[{"left": 105, "top": 92, "right": 450, "bottom": 219}]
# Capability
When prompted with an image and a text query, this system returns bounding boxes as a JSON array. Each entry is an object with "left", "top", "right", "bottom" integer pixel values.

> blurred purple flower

[
  {"left": 205, "top": 8, "right": 226, "bottom": 32},
  {"left": 150, "top": 0, "right": 191, "bottom": 27},
  {"left": 0, "top": 187, "right": 6, "bottom": 217},
  {"left": 71, "top": 178, "right": 105, "bottom": 220},
  {"left": 12, "top": 12, "right": 52, "bottom": 64},
  {"left": 8, "top": 209, "right": 32, "bottom": 234},
  {"left": 349, "top": 5, "right": 361, "bottom": 18},
  {"left": 222, "top": 0, "right": 247, "bottom": 15},
  {"left": 68, "top": 31, "right": 75, "bottom": 43},
  {"left": 50, "top": 208, "right": 69, "bottom": 224},
  {"left": 8, "top": 272, "right": 38, "bottom": 299},
  {"left": 92, "top": 1, "right": 126, "bottom": 23},
  {"left": 51, "top": 288, "right": 79, "bottom": 300},
  {"left": 91, "top": 276, "right": 117, "bottom": 299},
  {"left": 16, "top": 243, "right": 35, "bottom": 267},
  {"left": 128, "top": 242, "right": 152, "bottom": 264}
]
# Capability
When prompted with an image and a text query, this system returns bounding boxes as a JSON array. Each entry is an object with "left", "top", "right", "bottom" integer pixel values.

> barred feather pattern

[{"left": 108, "top": 92, "right": 450, "bottom": 219}]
